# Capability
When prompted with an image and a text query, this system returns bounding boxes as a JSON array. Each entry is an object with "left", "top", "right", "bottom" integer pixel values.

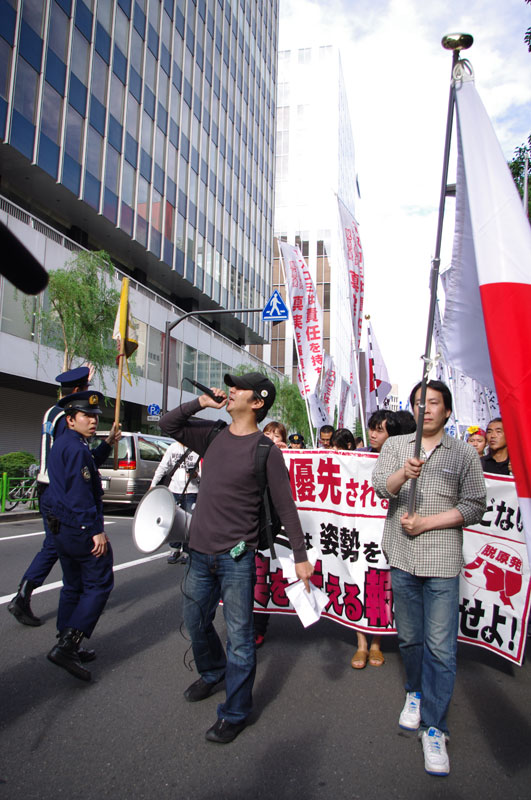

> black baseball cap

[
  {"left": 58, "top": 390, "right": 104, "bottom": 416},
  {"left": 224, "top": 372, "right": 276, "bottom": 422}
]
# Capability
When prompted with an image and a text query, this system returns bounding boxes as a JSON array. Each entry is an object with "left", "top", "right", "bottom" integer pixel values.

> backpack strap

[
  {"left": 255, "top": 437, "right": 277, "bottom": 558},
  {"left": 37, "top": 405, "right": 65, "bottom": 484}
]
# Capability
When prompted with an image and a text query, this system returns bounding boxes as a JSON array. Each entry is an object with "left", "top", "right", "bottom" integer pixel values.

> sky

[{"left": 279, "top": 0, "right": 531, "bottom": 404}]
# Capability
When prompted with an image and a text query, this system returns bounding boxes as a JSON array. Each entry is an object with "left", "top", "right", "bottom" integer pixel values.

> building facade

[
  {"left": 0, "top": 0, "right": 280, "bottom": 454},
  {"left": 250, "top": 45, "right": 359, "bottom": 430}
]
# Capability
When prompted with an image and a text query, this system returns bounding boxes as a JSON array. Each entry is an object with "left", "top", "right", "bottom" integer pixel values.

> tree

[
  {"left": 508, "top": 138, "right": 531, "bottom": 220},
  {"left": 28, "top": 250, "right": 121, "bottom": 390}
]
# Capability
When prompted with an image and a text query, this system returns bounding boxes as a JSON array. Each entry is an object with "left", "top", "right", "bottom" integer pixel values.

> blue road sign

[
  {"left": 147, "top": 403, "right": 161, "bottom": 416},
  {"left": 262, "top": 290, "right": 289, "bottom": 321}
]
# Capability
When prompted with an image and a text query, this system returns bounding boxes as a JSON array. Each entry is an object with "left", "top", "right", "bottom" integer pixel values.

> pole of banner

[
  {"left": 353, "top": 336, "right": 367, "bottom": 447},
  {"left": 113, "top": 278, "right": 128, "bottom": 469},
  {"left": 408, "top": 32, "right": 473, "bottom": 516},
  {"left": 365, "top": 317, "right": 381, "bottom": 410},
  {"left": 278, "top": 248, "right": 316, "bottom": 448}
]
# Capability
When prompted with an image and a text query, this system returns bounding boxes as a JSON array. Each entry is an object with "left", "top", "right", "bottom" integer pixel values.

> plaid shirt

[{"left": 372, "top": 432, "right": 486, "bottom": 577}]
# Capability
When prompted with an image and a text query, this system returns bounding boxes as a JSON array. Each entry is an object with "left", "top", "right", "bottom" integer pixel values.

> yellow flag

[{"left": 112, "top": 278, "right": 138, "bottom": 385}]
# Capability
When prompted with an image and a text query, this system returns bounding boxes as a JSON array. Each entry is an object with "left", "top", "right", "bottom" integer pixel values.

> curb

[{"left": 0, "top": 510, "right": 40, "bottom": 523}]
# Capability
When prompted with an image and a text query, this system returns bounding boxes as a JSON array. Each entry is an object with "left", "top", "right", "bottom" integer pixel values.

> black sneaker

[
  {"left": 183, "top": 676, "right": 223, "bottom": 702},
  {"left": 167, "top": 549, "right": 183, "bottom": 564},
  {"left": 205, "top": 717, "right": 247, "bottom": 744}
]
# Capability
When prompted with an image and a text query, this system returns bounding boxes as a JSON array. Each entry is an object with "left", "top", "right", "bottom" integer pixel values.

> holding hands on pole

[{"left": 105, "top": 422, "right": 122, "bottom": 446}]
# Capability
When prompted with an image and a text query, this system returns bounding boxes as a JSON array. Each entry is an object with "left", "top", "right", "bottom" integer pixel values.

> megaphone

[{"left": 132, "top": 485, "right": 192, "bottom": 554}]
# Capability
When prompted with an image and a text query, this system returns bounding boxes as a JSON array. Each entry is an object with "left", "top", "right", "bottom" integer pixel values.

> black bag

[{"left": 160, "top": 448, "right": 191, "bottom": 488}]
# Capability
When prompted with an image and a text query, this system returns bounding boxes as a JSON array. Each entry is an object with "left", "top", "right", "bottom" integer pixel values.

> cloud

[{"left": 279, "top": 0, "right": 531, "bottom": 400}]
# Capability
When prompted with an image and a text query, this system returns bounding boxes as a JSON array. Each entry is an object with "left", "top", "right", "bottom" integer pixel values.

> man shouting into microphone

[{"left": 160, "top": 372, "right": 313, "bottom": 744}]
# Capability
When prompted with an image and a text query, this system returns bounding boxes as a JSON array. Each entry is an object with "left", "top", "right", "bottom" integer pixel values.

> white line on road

[
  {"left": 0, "top": 549, "right": 169, "bottom": 605},
  {"left": 0, "top": 521, "right": 116, "bottom": 542}
]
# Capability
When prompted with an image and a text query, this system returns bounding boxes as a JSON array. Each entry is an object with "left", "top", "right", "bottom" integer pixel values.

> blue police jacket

[{"left": 47, "top": 428, "right": 105, "bottom": 536}]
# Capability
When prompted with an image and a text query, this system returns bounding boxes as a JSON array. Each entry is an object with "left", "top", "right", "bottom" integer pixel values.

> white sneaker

[
  {"left": 399, "top": 691, "right": 421, "bottom": 730},
  {"left": 421, "top": 727, "right": 450, "bottom": 776}
]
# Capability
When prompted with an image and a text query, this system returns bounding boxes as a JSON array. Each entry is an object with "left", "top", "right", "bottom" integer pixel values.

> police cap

[
  {"left": 289, "top": 433, "right": 305, "bottom": 445},
  {"left": 55, "top": 366, "right": 90, "bottom": 390},
  {"left": 58, "top": 390, "right": 104, "bottom": 416}
]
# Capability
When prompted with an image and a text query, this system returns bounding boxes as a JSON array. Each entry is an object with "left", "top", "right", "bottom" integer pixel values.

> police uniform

[
  {"left": 8, "top": 367, "right": 112, "bottom": 627},
  {"left": 288, "top": 433, "right": 305, "bottom": 449},
  {"left": 46, "top": 391, "right": 114, "bottom": 682}
]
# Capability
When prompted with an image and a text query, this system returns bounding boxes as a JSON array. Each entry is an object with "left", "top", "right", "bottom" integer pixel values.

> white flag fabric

[
  {"left": 279, "top": 242, "right": 324, "bottom": 397},
  {"left": 318, "top": 353, "right": 337, "bottom": 427},
  {"left": 338, "top": 197, "right": 364, "bottom": 349},
  {"left": 364, "top": 322, "right": 391, "bottom": 415},
  {"left": 453, "top": 69, "right": 531, "bottom": 563},
  {"left": 337, "top": 378, "right": 350, "bottom": 428},
  {"left": 440, "top": 133, "right": 495, "bottom": 389}
]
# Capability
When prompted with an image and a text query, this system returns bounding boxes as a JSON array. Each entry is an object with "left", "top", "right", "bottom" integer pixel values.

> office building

[{"left": 0, "top": 0, "right": 279, "bottom": 454}]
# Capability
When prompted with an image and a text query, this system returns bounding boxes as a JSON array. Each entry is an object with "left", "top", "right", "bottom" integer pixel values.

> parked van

[{"left": 90, "top": 432, "right": 175, "bottom": 506}]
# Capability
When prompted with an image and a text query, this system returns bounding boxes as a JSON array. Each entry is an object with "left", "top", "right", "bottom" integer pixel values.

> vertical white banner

[
  {"left": 279, "top": 242, "right": 324, "bottom": 398},
  {"left": 338, "top": 197, "right": 364, "bottom": 349}
]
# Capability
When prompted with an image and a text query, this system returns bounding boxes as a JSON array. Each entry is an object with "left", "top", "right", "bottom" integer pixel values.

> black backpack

[{"left": 204, "top": 422, "right": 288, "bottom": 558}]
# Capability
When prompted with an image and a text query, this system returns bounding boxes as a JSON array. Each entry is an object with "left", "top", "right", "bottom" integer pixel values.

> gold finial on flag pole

[{"left": 441, "top": 33, "right": 473, "bottom": 52}]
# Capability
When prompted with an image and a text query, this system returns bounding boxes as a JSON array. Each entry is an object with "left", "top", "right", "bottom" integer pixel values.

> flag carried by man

[
  {"left": 364, "top": 320, "right": 391, "bottom": 415},
  {"left": 112, "top": 277, "right": 138, "bottom": 386},
  {"left": 279, "top": 241, "right": 324, "bottom": 399},
  {"left": 446, "top": 67, "right": 531, "bottom": 562}
]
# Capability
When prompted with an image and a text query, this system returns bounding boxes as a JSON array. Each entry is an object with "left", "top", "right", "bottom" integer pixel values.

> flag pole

[
  {"left": 408, "top": 33, "right": 473, "bottom": 515},
  {"left": 113, "top": 278, "right": 129, "bottom": 469}
]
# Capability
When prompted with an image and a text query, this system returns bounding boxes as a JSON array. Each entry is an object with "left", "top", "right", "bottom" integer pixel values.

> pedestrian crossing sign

[{"left": 262, "top": 290, "right": 289, "bottom": 321}]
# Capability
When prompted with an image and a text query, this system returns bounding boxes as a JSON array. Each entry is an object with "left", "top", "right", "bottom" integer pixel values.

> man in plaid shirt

[{"left": 373, "top": 380, "right": 486, "bottom": 777}]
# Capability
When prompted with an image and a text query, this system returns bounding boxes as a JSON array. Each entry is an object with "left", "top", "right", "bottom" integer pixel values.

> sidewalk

[{"left": 0, "top": 507, "right": 40, "bottom": 523}]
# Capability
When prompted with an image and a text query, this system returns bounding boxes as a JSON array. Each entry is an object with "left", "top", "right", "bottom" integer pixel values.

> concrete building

[
  {"left": 0, "top": 0, "right": 279, "bottom": 455},
  {"left": 250, "top": 44, "right": 359, "bottom": 429}
]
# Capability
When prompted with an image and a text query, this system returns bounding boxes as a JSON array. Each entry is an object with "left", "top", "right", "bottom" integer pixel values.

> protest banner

[{"left": 253, "top": 451, "right": 530, "bottom": 665}]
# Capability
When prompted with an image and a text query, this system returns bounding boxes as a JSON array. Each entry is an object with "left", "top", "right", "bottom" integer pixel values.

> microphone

[{"left": 185, "top": 378, "right": 226, "bottom": 405}]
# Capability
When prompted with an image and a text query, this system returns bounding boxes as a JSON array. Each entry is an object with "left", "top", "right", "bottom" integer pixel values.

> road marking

[
  {"left": 0, "top": 521, "right": 116, "bottom": 542},
  {"left": 0, "top": 549, "right": 170, "bottom": 604}
]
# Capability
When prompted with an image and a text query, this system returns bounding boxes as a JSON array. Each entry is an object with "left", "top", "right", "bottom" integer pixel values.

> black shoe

[
  {"left": 205, "top": 717, "right": 247, "bottom": 744},
  {"left": 184, "top": 676, "right": 223, "bottom": 702},
  {"left": 167, "top": 549, "right": 183, "bottom": 564},
  {"left": 47, "top": 628, "right": 91, "bottom": 681},
  {"left": 8, "top": 580, "right": 42, "bottom": 627}
]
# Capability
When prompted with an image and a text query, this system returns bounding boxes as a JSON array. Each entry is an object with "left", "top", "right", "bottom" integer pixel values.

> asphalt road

[{"left": 1, "top": 512, "right": 530, "bottom": 800}]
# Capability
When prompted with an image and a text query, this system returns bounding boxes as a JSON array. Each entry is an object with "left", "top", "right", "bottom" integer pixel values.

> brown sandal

[
  {"left": 351, "top": 649, "right": 368, "bottom": 669},
  {"left": 369, "top": 647, "right": 385, "bottom": 667}
]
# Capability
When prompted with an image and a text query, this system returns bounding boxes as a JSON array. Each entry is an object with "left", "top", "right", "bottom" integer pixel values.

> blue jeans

[
  {"left": 182, "top": 549, "right": 256, "bottom": 723},
  {"left": 391, "top": 567, "right": 459, "bottom": 735}
]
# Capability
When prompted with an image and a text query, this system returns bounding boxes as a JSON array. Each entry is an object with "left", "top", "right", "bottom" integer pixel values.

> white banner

[
  {"left": 338, "top": 197, "right": 364, "bottom": 349},
  {"left": 279, "top": 242, "right": 323, "bottom": 397},
  {"left": 337, "top": 379, "right": 350, "bottom": 428},
  {"left": 254, "top": 452, "right": 531, "bottom": 665},
  {"left": 318, "top": 353, "right": 337, "bottom": 426}
]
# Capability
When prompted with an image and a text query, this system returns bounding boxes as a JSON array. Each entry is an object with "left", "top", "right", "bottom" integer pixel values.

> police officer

[
  {"left": 8, "top": 367, "right": 119, "bottom": 626},
  {"left": 46, "top": 391, "right": 114, "bottom": 682},
  {"left": 288, "top": 433, "right": 305, "bottom": 449}
]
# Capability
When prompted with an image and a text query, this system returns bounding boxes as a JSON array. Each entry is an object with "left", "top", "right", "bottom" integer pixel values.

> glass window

[
  {"left": 22, "top": 0, "right": 45, "bottom": 35},
  {"left": 122, "top": 160, "right": 136, "bottom": 204},
  {"left": 141, "top": 111, "right": 153, "bottom": 153},
  {"left": 148, "top": 0, "right": 160, "bottom": 30},
  {"left": 197, "top": 352, "right": 209, "bottom": 386},
  {"left": 65, "top": 104, "right": 84, "bottom": 160},
  {"left": 145, "top": 50, "right": 156, "bottom": 90},
  {"left": 137, "top": 175, "right": 149, "bottom": 219},
  {"left": 105, "top": 144, "right": 120, "bottom": 192},
  {"left": 126, "top": 92, "right": 140, "bottom": 137},
  {"left": 41, "top": 83, "right": 63, "bottom": 144},
  {"left": 152, "top": 189, "right": 162, "bottom": 231},
  {"left": 131, "top": 317, "right": 146, "bottom": 377},
  {"left": 71, "top": 29, "right": 90, "bottom": 83},
  {"left": 147, "top": 326, "right": 162, "bottom": 382},
  {"left": 138, "top": 436, "right": 165, "bottom": 461},
  {"left": 48, "top": 3, "right": 69, "bottom": 60},
  {"left": 182, "top": 344, "right": 196, "bottom": 384},
  {"left": 0, "top": 282, "right": 34, "bottom": 339},
  {"left": 0, "top": 39, "right": 12, "bottom": 100},
  {"left": 155, "top": 127, "right": 165, "bottom": 167},
  {"left": 96, "top": 0, "right": 113, "bottom": 32},
  {"left": 91, "top": 52, "right": 108, "bottom": 104},
  {"left": 86, "top": 126, "right": 103, "bottom": 175},
  {"left": 106, "top": 76, "right": 124, "bottom": 124},
  {"left": 13, "top": 58, "right": 38, "bottom": 122},
  {"left": 115, "top": 7, "right": 130, "bottom": 52},
  {"left": 130, "top": 30, "right": 144, "bottom": 74}
]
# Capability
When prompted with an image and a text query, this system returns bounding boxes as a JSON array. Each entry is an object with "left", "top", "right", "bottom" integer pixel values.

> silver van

[{"left": 90, "top": 432, "right": 175, "bottom": 506}]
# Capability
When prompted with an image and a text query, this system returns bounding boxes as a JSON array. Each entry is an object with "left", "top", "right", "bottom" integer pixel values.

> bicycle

[{"left": 5, "top": 464, "right": 40, "bottom": 512}]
